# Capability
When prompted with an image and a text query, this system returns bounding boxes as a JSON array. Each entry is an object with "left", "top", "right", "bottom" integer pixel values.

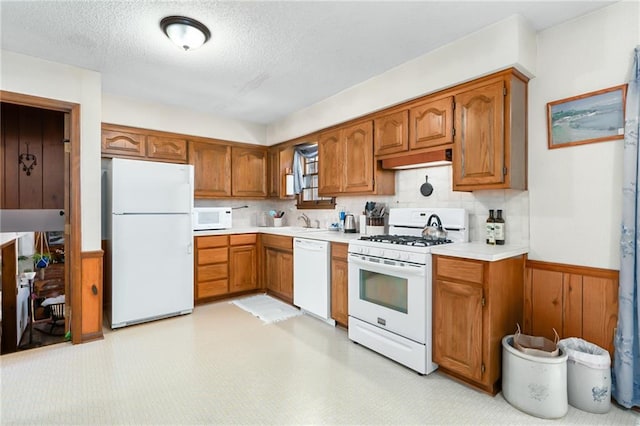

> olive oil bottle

[
  {"left": 486, "top": 210, "right": 496, "bottom": 245},
  {"left": 494, "top": 209, "right": 505, "bottom": 245}
]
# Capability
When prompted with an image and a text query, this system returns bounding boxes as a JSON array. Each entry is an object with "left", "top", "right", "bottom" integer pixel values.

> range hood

[{"left": 380, "top": 148, "right": 452, "bottom": 170}]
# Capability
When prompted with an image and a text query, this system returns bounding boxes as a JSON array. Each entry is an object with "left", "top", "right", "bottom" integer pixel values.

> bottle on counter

[
  {"left": 494, "top": 209, "right": 505, "bottom": 245},
  {"left": 486, "top": 209, "right": 496, "bottom": 245}
]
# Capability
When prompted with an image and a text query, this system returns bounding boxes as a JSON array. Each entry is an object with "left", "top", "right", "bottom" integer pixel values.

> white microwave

[{"left": 193, "top": 207, "right": 232, "bottom": 230}]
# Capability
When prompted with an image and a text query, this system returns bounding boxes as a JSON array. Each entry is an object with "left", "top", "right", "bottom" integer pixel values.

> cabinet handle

[{"left": 91, "top": 284, "right": 98, "bottom": 295}]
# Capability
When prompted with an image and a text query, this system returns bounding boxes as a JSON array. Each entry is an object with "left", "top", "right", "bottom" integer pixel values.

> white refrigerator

[{"left": 103, "top": 158, "right": 194, "bottom": 329}]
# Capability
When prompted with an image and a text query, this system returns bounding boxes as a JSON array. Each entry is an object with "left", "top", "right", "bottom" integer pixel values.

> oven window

[{"left": 359, "top": 270, "right": 408, "bottom": 314}]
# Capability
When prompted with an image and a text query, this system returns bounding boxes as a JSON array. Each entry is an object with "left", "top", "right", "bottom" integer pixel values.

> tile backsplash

[{"left": 196, "top": 165, "right": 529, "bottom": 244}]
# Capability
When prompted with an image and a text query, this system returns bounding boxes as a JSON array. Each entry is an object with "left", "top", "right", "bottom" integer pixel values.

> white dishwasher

[{"left": 293, "top": 237, "right": 332, "bottom": 323}]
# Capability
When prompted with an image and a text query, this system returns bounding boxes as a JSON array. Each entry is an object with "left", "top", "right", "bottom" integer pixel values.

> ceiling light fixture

[{"left": 160, "top": 16, "right": 211, "bottom": 51}]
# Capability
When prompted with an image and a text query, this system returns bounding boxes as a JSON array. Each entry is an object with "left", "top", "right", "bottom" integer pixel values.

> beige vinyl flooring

[{"left": 1, "top": 298, "right": 638, "bottom": 425}]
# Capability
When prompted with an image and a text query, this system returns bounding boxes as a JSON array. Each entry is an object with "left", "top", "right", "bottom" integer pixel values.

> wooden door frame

[{"left": 0, "top": 90, "right": 82, "bottom": 345}]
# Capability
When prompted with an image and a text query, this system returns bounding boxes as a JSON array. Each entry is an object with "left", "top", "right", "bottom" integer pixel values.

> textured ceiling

[{"left": 0, "top": 1, "right": 615, "bottom": 125}]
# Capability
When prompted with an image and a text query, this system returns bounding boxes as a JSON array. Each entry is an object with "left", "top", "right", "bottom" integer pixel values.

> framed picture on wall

[{"left": 547, "top": 84, "right": 627, "bottom": 149}]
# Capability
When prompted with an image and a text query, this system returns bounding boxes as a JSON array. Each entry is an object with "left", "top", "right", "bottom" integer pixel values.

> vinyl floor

[{"left": 1, "top": 299, "right": 638, "bottom": 425}]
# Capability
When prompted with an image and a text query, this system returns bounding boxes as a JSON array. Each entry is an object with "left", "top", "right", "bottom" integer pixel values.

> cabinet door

[
  {"left": 264, "top": 248, "right": 280, "bottom": 293},
  {"left": 433, "top": 279, "right": 483, "bottom": 382},
  {"left": 189, "top": 141, "right": 232, "bottom": 198},
  {"left": 267, "top": 147, "right": 280, "bottom": 198},
  {"left": 318, "top": 129, "right": 343, "bottom": 195},
  {"left": 343, "top": 121, "right": 374, "bottom": 193},
  {"left": 278, "top": 250, "right": 294, "bottom": 300},
  {"left": 229, "top": 245, "right": 257, "bottom": 292},
  {"left": 232, "top": 146, "right": 267, "bottom": 197},
  {"left": 374, "top": 110, "right": 408, "bottom": 156},
  {"left": 147, "top": 135, "right": 187, "bottom": 163},
  {"left": 330, "top": 243, "right": 349, "bottom": 326},
  {"left": 453, "top": 81, "right": 505, "bottom": 188},
  {"left": 102, "top": 129, "right": 146, "bottom": 158},
  {"left": 409, "top": 96, "right": 453, "bottom": 150}
]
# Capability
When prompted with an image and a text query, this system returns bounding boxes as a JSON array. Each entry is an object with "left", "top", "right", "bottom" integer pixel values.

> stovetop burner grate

[{"left": 358, "top": 234, "right": 452, "bottom": 247}]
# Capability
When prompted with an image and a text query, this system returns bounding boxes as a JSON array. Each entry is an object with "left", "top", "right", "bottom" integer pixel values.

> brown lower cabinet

[
  {"left": 261, "top": 234, "right": 294, "bottom": 303},
  {"left": 433, "top": 254, "right": 524, "bottom": 395},
  {"left": 194, "top": 233, "right": 258, "bottom": 303},
  {"left": 330, "top": 242, "right": 349, "bottom": 327}
]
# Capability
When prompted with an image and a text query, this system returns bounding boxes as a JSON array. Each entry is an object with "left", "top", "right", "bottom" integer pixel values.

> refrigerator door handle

[{"left": 187, "top": 242, "right": 193, "bottom": 254}]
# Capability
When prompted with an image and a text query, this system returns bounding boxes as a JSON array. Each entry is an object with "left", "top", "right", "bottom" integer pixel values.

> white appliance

[
  {"left": 348, "top": 207, "right": 468, "bottom": 374},
  {"left": 293, "top": 238, "right": 333, "bottom": 324},
  {"left": 103, "top": 158, "right": 194, "bottom": 329},
  {"left": 193, "top": 207, "right": 232, "bottom": 230}
]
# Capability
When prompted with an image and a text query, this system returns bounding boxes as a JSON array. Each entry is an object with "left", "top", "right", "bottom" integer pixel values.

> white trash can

[
  {"left": 557, "top": 338, "right": 611, "bottom": 414},
  {"left": 502, "top": 335, "right": 568, "bottom": 419}
]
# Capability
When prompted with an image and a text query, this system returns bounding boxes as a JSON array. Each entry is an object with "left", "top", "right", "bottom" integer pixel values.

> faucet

[
  {"left": 298, "top": 213, "right": 310, "bottom": 228},
  {"left": 313, "top": 219, "right": 320, "bottom": 229}
]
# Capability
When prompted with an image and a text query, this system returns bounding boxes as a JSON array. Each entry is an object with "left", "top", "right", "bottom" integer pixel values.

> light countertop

[
  {"left": 0, "top": 232, "right": 27, "bottom": 247},
  {"left": 194, "top": 227, "right": 362, "bottom": 244},
  {"left": 430, "top": 242, "right": 529, "bottom": 262},
  {"left": 195, "top": 228, "right": 528, "bottom": 260}
]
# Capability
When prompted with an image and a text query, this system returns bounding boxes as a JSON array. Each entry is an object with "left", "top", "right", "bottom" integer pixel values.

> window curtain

[
  {"left": 292, "top": 144, "right": 318, "bottom": 195},
  {"left": 615, "top": 45, "right": 640, "bottom": 409}
]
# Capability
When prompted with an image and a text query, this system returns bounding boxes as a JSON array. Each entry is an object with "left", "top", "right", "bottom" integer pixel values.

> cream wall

[
  {"left": 1, "top": 50, "right": 102, "bottom": 251},
  {"left": 266, "top": 15, "right": 537, "bottom": 144},
  {"left": 102, "top": 93, "right": 266, "bottom": 145},
  {"left": 528, "top": 0, "right": 639, "bottom": 269}
]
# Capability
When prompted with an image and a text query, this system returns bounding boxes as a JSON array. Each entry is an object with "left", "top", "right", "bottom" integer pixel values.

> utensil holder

[{"left": 273, "top": 218, "right": 284, "bottom": 227}]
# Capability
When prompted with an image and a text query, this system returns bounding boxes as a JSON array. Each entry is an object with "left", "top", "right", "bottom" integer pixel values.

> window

[{"left": 295, "top": 147, "right": 335, "bottom": 210}]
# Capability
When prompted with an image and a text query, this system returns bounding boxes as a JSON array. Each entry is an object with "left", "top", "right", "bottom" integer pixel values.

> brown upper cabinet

[
  {"left": 231, "top": 146, "right": 267, "bottom": 197},
  {"left": 267, "top": 146, "right": 280, "bottom": 198},
  {"left": 318, "top": 120, "right": 394, "bottom": 196},
  {"left": 374, "top": 96, "right": 454, "bottom": 158},
  {"left": 370, "top": 68, "right": 527, "bottom": 191},
  {"left": 410, "top": 96, "right": 454, "bottom": 151},
  {"left": 101, "top": 123, "right": 187, "bottom": 164},
  {"left": 267, "top": 145, "right": 295, "bottom": 199},
  {"left": 146, "top": 135, "right": 188, "bottom": 163},
  {"left": 452, "top": 71, "right": 527, "bottom": 191},
  {"left": 374, "top": 110, "right": 408, "bottom": 156},
  {"left": 189, "top": 141, "right": 232, "bottom": 198}
]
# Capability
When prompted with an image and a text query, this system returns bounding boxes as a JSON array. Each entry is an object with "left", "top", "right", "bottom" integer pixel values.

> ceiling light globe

[{"left": 161, "top": 16, "right": 211, "bottom": 51}]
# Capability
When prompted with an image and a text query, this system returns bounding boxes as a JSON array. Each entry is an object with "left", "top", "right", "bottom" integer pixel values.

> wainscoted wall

[
  {"left": 196, "top": 165, "right": 530, "bottom": 245},
  {"left": 524, "top": 260, "right": 618, "bottom": 357},
  {"left": 80, "top": 250, "right": 103, "bottom": 342}
]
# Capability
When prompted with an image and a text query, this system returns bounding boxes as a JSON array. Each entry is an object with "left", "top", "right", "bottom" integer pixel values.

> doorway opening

[{"left": 0, "top": 92, "right": 81, "bottom": 355}]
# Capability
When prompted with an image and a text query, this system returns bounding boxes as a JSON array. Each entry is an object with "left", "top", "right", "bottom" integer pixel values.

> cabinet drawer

[
  {"left": 261, "top": 234, "right": 292, "bottom": 251},
  {"left": 198, "top": 247, "right": 228, "bottom": 265},
  {"left": 197, "top": 263, "right": 228, "bottom": 282},
  {"left": 230, "top": 233, "right": 257, "bottom": 246},
  {"left": 196, "top": 235, "right": 228, "bottom": 248},
  {"left": 436, "top": 256, "right": 483, "bottom": 284},
  {"left": 331, "top": 242, "right": 348, "bottom": 259},
  {"left": 197, "top": 279, "right": 228, "bottom": 298}
]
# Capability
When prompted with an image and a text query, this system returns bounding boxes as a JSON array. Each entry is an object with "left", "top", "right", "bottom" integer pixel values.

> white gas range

[{"left": 347, "top": 207, "right": 468, "bottom": 375}]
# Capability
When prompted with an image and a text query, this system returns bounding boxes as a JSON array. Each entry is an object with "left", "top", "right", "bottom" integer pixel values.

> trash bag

[
  {"left": 513, "top": 324, "right": 560, "bottom": 357},
  {"left": 557, "top": 337, "right": 611, "bottom": 369}
]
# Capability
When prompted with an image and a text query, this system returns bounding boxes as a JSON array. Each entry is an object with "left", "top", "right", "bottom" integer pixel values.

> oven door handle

[{"left": 348, "top": 254, "right": 425, "bottom": 277}]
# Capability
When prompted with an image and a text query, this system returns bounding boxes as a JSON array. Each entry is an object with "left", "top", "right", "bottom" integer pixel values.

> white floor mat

[{"left": 230, "top": 294, "right": 302, "bottom": 324}]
